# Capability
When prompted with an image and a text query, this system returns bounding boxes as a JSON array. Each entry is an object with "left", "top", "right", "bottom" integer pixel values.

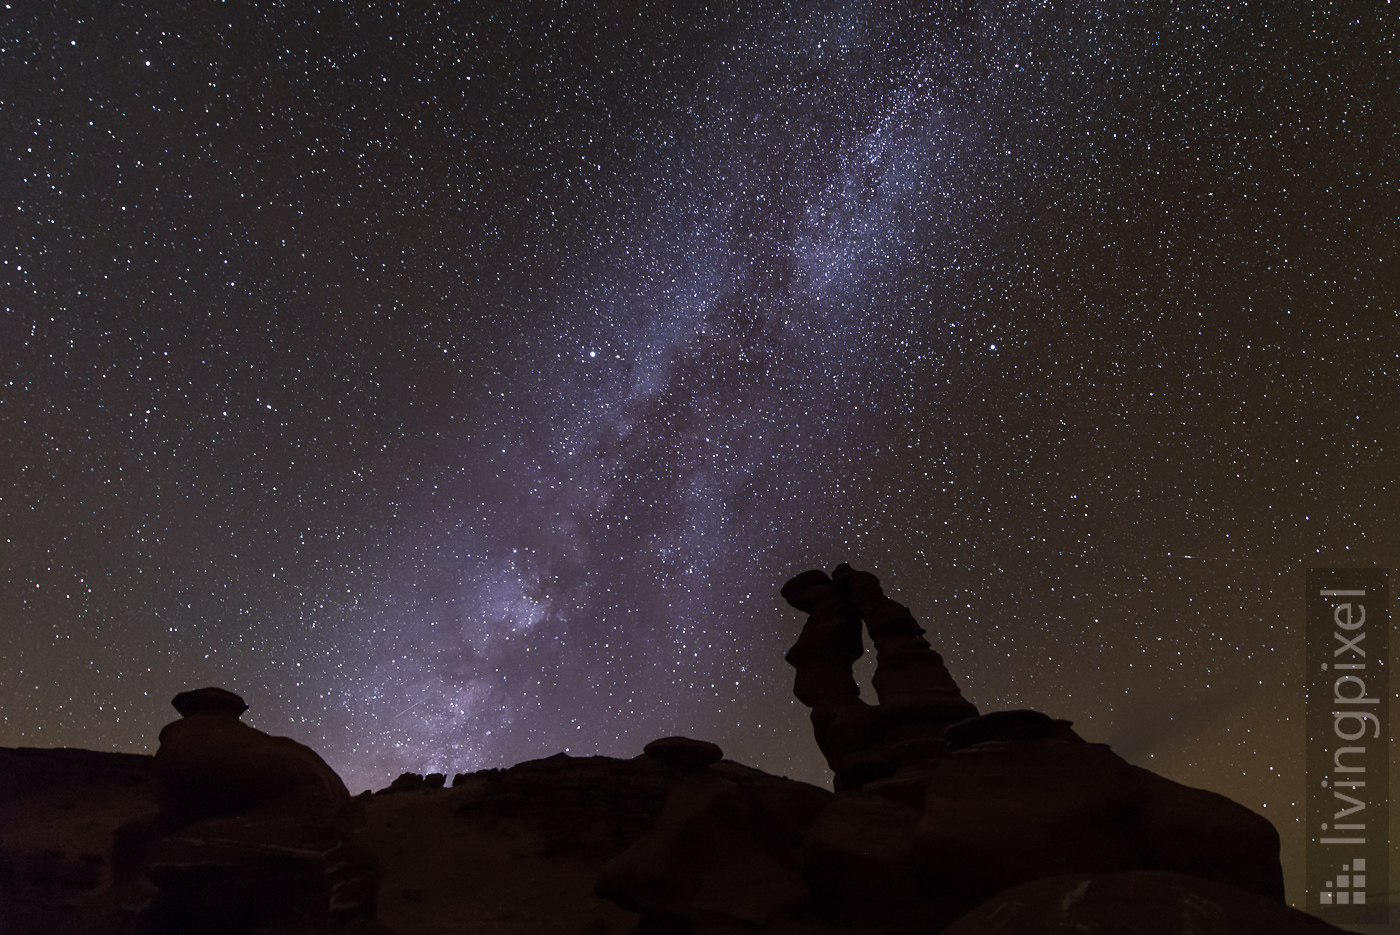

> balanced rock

[
  {"left": 155, "top": 687, "right": 351, "bottom": 829},
  {"left": 171, "top": 686, "right": 249, "bottom": 718},
  {"left": 783, "top": 565, "right": 980, "bottom": 790},
  {"left": 830, "top": 563, "right": 980, "bottom": 726},
  {"left": 139, "top": 689, "right": 375, "bottom": 933},
  {"left": 773, "top": 563, "right": 1287, "bottom": 927}
]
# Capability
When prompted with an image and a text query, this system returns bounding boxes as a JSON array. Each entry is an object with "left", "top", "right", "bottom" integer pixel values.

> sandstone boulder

[
  {"left": 643, "top": 737, "right": 724, "bottom": 770},
  {"left": 940, "top": 870, "right": 1348, "bottom": 935},
  {"left": 909, "top": 739, "right": 1281, "bottom": 909},
  {"left": 0, "top": 747, "right": 159, "bottom": 935},
  {"left": 139, "top": 689, "right": 375, "bottom": 933},
  {"left": 141, "top": 805, "right": 375, "bottom": 933},
  {"left": 595, "top": 775, "right": 811, "bottom": 926},
  {"left": 155, "top": 688, "right": 350, "bottom": 830},
  {"left": 774, "top": 564, "right": 1286, "bottom": 926},
  {"left": 799, "top": 790, "right": 932, "bottom": 924}
]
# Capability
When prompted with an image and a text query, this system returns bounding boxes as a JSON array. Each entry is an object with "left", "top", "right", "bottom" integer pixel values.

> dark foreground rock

[
  {"left": 595, "top": 759, "right": 831, "bottom": 927},
  {"left": 1, "top": 743, "right": 1352, "bottom": 935},
  {"left": 365, "top": 751, "right": 685, "bottom": 934},
  {"left": 0, "top": 567, "right": 1348, "bottom": 934},
  {"left": 121, "top": 689, "right": 380, "bottom": 934},
  {"left": 153, "top": 688, "right": 352, "bottom": 828},
  {"left": 941, "top": 870, "right": 1346, "bottom": 935},
  {"left": 771, "top": 565, "right": 1286, "bottom": 919},
  {"left": 593, "top": 741, "right": 1287, "bottom": 933},
  {"left": 0, "top": 747, "right": 158, "bottom": 935}
]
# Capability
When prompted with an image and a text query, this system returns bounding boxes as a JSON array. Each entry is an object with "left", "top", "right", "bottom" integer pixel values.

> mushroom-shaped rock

[
  {"left": 143, "top": 690, "right": 375, "bottom": 932},
  {"left": 155, "top": 688, "right": 351, "bottom": 829},
  {"left": 643, "top": 737, "right": 723, "bottom": 770},
  {"left": 171, "top": 686, "right": 249, "bottom": 718}
]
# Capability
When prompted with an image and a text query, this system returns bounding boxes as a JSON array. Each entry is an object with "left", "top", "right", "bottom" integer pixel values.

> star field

[{"left": 1, "top": 0, "right": 1396, "bottom": 908}]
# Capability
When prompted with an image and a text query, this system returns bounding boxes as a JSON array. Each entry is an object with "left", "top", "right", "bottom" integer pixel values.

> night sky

[{"left": 2, "top": 0, "right": 1396, "bottom": 906}]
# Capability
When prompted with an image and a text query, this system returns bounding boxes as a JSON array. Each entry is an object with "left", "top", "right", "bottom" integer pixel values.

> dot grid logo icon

[{"left": 1319, "top": 858, "right": 1366, "bottom": 906}]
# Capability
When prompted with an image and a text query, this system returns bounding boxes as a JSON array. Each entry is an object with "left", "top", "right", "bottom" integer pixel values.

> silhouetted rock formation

[
  {"left": 375, "top": 751, "right": 752, "bottom": 933},
  {"left": 123, "top": 688, "right": 379, "bottom": 934},
  {"left": 642, "top": 737, "right": 724, "bottom": 770},
  {"left": 376, "top": 771, "right": 446, "bottom": 794},
  {"left": 775, "top": 565, "right": 1288, "bottom": 919},
  {"left": 0, "top": 570, "right": 1352, "bottom": 935},
  {"left": 0, "top": 744, "right": 1346, "bottom": 935},
  {"left": 154, "top": 687, "right": 350, "bottom": 828},
  {"left": 170, "top": 686, "right": 249, "bottom": 718},
  {"left": 782, "top": 564, "right": 980, "bottom": 790},
  {"left": 940, "top": 870, "right": 1341, "bottom": 935},
  {"left": 0, "top": 747, "right": 158, "bottom": 934}
]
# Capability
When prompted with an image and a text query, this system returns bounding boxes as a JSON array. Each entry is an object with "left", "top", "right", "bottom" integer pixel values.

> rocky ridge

[{"left": 0, "top": 566, "right": 1353, "bottom": 934}]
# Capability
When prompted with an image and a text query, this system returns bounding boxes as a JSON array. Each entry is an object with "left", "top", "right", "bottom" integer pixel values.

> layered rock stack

[
  {"left": 588, "top": 565, "right": 1305, "bottom": 933},
  {"left": 778, "top": 563, "right": 1287, "bottom": 920},
  {"left": 782, "top": 563, "right": 984, "bottom": 789},
  {"left": 117, "top": 688, "right": 380, "bottom": 934},
  {"left": 590, "top": 569, "right": 1279, "bottom": 932},
  {"left": 153, "top": 687, "right": 351, "bottom": 827}
]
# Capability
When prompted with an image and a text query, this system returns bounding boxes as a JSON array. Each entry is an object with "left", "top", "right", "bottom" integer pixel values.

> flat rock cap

[
  {"left": 172, "top": 686, "right": 249, "bottom": 718},
  {"left": 780, "top": 568, "right": 838, "bottom": 612},
  {"left": 643, "top": 736, "right": 723, "bottom": 769}
]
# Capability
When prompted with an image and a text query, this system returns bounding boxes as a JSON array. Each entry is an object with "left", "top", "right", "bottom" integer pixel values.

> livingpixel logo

[{"left": 1306, "top": 568, "right": 1389, "bottom": 924}]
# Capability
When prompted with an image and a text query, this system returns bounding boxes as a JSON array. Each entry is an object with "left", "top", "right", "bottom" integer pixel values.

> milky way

[{"left": 2, "top": 1, "right": 1394, "bottom": 904}]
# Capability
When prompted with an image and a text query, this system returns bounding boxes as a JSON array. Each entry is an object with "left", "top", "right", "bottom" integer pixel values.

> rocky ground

[
  {"left": 0, "top": 569, "right": 1361, "bottom": 933},
  {"left": 0, "top": 740, "right": 1353, "bottom": 935}
]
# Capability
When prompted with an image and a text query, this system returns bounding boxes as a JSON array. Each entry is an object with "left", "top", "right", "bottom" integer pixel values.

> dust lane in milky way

[{"left": 2, "top": 5, "right": 1393, "bottom": 883}]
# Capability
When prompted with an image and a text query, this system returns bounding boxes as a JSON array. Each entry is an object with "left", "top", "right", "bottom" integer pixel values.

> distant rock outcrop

[
  {"left": 374, "top": 771, "right": 447, "bottom": 795},
  {"left": 642, "top": 736, "right": 724, "bottom": 770}
]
